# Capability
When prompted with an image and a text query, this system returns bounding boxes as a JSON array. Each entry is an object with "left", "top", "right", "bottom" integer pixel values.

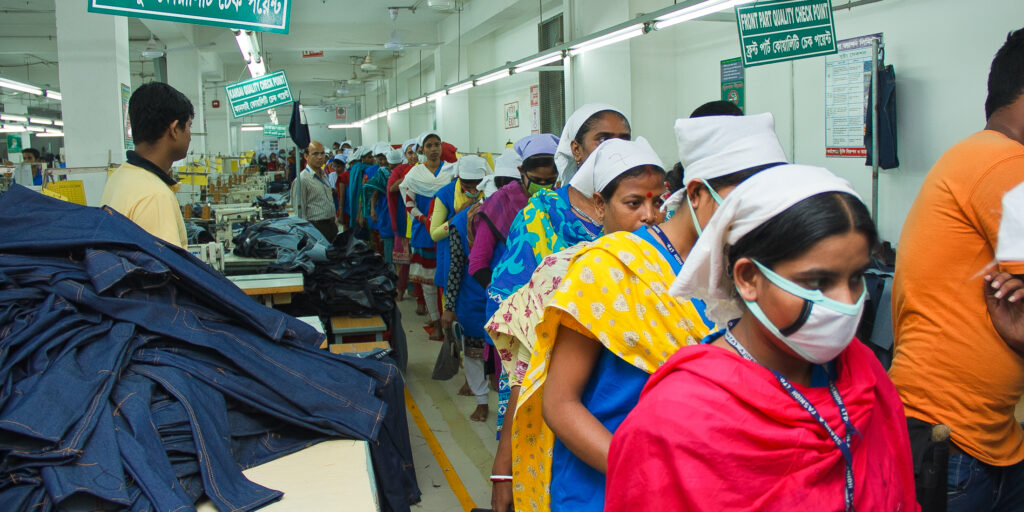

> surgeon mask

[{"left": 741, "top": 259, "right": 865, "bottom": 364}]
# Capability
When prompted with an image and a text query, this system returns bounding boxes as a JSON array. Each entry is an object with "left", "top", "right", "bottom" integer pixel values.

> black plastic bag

[{"left": 432, "top": 328, "right": 461, "bottom": 381}]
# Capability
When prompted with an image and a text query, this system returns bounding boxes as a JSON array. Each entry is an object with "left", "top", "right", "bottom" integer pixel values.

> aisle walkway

[{"left": 398, "top": 297, "right": 499, "bottom": 511}]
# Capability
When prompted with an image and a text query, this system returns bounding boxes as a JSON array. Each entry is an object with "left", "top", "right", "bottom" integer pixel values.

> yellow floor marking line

[{"left": 405, "top": 387, "right": 477, "bottom": 511}]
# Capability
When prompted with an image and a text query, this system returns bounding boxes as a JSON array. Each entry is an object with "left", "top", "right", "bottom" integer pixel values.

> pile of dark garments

[
  {"left": 254, "top": 193, "right": 288, "bottom": 220},
  {"left": 0, "top": 186, "right": 420, "bottom": 511}
]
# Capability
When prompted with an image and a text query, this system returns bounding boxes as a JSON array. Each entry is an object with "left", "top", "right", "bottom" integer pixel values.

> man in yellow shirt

[{"left": 100, "top": 82, "right": 192, "bottom": 248}]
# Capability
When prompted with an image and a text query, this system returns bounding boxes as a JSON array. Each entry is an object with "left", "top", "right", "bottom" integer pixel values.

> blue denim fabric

[
  {"left": 947, "top": 450, "right": 1024, "bottom": 512},
  {"left": 0, "top": 185, "right": 420, "bottom": 511}
]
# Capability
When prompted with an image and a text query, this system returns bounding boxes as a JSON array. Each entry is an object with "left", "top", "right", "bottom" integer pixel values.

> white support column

[
  {"left": 166, "top": 45, "right": 207, "bottom": 155},
  {"left": 55, "top": 2, "right": 130, "bottom": 167}
]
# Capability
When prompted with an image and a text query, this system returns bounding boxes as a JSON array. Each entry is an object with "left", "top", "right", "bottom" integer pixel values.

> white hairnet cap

[
  {"left": 669, "top": 164, "right": 860, "bottom": 325},
  {"left": 569, "top": 137, "right": 664, "bottom": 196},
  {"left": 494, "top": 148, "right": 523, "bottom": 179},
  {"left": 998, "top": 182, "right": 1024, "bottom": 263},
  {"left": 457, "top": 155, "right": 490, "bottom": 180},
  {"left": 555, "top": 103, "right": 626, "bottom": 184}
]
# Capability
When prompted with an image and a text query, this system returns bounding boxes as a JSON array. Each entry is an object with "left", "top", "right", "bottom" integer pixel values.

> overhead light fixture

[
  {"left": 448, "top": 81, "right": 474, "bottom": 94},
  {"left": 327, "top": 123, "right": 362, "bottom": 129},
  {"left": 396, "top": 102, "right": 411, "bottom": 112},
  {"left": 653, "top": 0, "right": 754, "bottom": 30},
  {"left": 45, "top": 90, "right": 62, "bottom": 101},
  {"left": 241, "top": 125, "right": 263, "bottom": 131},
  {"left": 268, "top": 110, "right": 278, "bottom": 124},
  {"left": 569, "top": 24, "right": 644, "bottom": 56},
  {"left": 387, "top": 107, "right": 398, "bottom": 115},
  {"left": 37, "top": 130, "right": 64, "bottom": 137},
  {"left": 514, "top": 51, "right": 563, "bottom": 73},
  {"left": 0, "top": 77, "right": 43, "bottom": 96},
  {"left": 0, "top": 124, "right": 26, "bottom": 133},
  {"left": 53, "top": 120, "right": 64, "bottom": 127},
  {"left": 29, "top": 117, "right": 52, "bottom": 125},
  {"left": 235, "top": 29, "right": 265, "bottom": 78},
  {"left": 0, "top": 113, "right": 28, "bottom": 123},
  {"left": 410, "top": 97, "right": 427, "bottom": 107},
  {"left": 475, "top": 68, "right": 511, "bottom": 86},
  {"left": 427, "top": 90, "right": 447, "bottom": 102},
  {"left": 25, "top": 125, "right": 46, "bottom": 132},
  {"left": 247, "top": 57, "right": 266, "bottom": 77}
]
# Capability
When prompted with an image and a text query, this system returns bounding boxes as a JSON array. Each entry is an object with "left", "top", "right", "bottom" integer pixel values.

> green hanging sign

[
  {"left": 736, "top": 0, "right": 837, "bottom": 67},
  {"left": 88, "top": 0, "right": 291, "bottom": 34},
  {"left": 7, "top": 134, "right": 22, "bottom": 153},
  {"left": 224, "top": 70, "right": 293, "bottom": 118}
]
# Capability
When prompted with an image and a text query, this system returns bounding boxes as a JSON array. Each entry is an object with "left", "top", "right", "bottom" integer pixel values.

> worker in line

[{"left": 100, "top": 82, "right": 192, "bottom": 248}]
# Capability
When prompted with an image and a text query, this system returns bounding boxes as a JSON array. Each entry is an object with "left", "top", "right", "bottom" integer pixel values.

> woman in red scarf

[{"left": 605, "top": 165, "right": 918, "bottom": 512}]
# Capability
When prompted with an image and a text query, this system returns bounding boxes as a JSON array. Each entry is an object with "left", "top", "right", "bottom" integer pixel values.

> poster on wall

[
  {"left": 824, "top": 33, "right": 882, "bottom": 157},
  {"left": 720, "top": 58, "right": 745, "bottom": 112},
  {"left": 504, "top": 101, "right": 520, "bottom": 130},
  {"left": 120, "top": 83, "right": 134, "bottom": 150},
  {"left": 530, "top": 85, "right": 540, "bottom": 134},
  {"left": 335, "top": 106, "right": 347, "bottom": 119}
]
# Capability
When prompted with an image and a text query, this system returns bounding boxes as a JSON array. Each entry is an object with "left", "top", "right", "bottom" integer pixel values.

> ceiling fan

[{"left": 333, "top": 8, "right": 440, "bottom": 50}]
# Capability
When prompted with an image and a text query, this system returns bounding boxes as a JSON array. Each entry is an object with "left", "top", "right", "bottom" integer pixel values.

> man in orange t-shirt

[{"left": 890, "top": 29, "right": 1024, "bottom": 511}]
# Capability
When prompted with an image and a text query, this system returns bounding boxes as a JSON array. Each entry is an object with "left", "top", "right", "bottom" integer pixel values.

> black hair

[
  {"left": 574, "top": 110, "right": 630, "bottom": 145},
  {"left": 666, "top": 163, "right": 684, "bottom": 193},
  {"left": 600, "top": 164, "right": 666, "bottom": 201},
  {"left": 705, "top": 162, "right": 785, "bottom": 191},
  {"left": 21, "top": 148, "right": 41, "bottom": 159},
  {"left": 522, "top": 154, "right": 555, "bottom": 173},
  {"left": 495, "top": 176, "right": 519, "bottom": 189},
  {"left": 986, "top": 29, "right": 1024, "bottom": 119},
  {"left": 128, "top": 82, "right": 194, "bottom": 145},
  {"left": 690, "top": 100, "right": 743, "bottom": 118},
  {"left": 728, "top": 192, "right": 878, "bottom": 271}
]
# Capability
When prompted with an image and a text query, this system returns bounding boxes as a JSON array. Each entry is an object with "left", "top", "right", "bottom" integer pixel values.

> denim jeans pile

[{"left": 0, "top": 185, "right": 420, "bottom": 511}]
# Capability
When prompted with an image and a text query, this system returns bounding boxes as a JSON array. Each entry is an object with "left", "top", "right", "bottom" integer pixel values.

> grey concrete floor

[{"left": 397, "top": 296, "right": 499, "bottom": 512}]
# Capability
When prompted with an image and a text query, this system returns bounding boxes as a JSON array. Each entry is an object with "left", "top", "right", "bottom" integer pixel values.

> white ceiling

[{"left": 0, "top": 0, "right": 470, "bottom": 108}]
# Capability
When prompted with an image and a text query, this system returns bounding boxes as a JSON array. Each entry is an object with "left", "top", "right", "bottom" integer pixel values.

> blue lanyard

[
  {"left": 650, "top": 225, "right": 684, "bottom": 266},
  {"left": 723, "top": 329, "right": 855, "bottom": 511}
]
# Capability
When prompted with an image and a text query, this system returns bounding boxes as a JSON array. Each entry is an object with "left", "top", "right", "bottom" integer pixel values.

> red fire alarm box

[{"left": 212, "top": 99, "right": 220, "bottom": 108}]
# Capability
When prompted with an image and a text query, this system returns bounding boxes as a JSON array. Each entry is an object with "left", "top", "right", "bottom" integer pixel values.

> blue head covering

[{"left": 514, "top": 133, "right": 559, "bottom": 160}]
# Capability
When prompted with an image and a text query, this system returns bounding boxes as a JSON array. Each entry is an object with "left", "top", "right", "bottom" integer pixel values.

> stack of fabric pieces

[{"left": 0, "top": 185, "right": 420, "bottom": 511}]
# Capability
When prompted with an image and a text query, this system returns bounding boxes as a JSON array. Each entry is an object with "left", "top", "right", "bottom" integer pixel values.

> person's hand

[
  {"left": 491, "top": 480, "right": 513, "bottom": 512},
  {"left": 466, "top": 202, "right": 482, "bottom": 218},
  {"left": 984, "top": 271, "right": 1024, "bottom": 351},
  {"left": 441, "top": 310, "right": 457, "bottom": 332}
]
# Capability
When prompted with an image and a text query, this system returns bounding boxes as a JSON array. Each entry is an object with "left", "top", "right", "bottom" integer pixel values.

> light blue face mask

[
  {"left": 686, "top": 179, "right": 724, "bottom": 236},
  {"left": 740, "top": 259, "right": 866, "bottom": 364}
]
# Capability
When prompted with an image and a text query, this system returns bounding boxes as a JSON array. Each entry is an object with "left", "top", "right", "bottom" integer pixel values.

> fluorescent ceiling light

[
  {"left": 29, "top": 117, "right": 51, "bottom": 125},
  {"left": 0, "top": 125, "right": 25, "bottom": 133},
  {"left": 247, "top": 58, "right": 266, "bottom": 78},
  {"left": 448, "top": 81, "right": 474, "bottom": 94},
  {"left": 37, "top": 130, "right": 63, "bottom": 137},
  {"left": 396, "top": 102, "right": 411, "bottom": 112},
  {"left": 514, "top": 52, "right": 563, "bottom": 73},
  {"left": 410, "top": 97, "right": 427, "bottom": 107},
  {"left": 387, "top": 107, "right": 398, "bottom": 115},
  {"left": 427, "top": 90, "right": 447, "bottom": 101},
  {"left": 327, "top": 123, "right": 361, "bottom": 129},
  {"left": 53, "top": 120, "right": 64, "bottom": 127},
  {"left": 241, "top": 124, "right": 263, "bottom": 131},
  {"left": 25, "top": 125, "right": 46, "bottom": 132},
  {"left": 654, "top": 0, "right": 754, "bottom": 30},
  {"left": 44, "top": 90, "right": 62, "bottom": 101},
  {"left": 0, "top": 77, "right": 42, "bottom": 96},
  {"left": 569, "top": 24, "right": 644, "bottom": 56},
  {"left": 475, "top": 68, "right": 511, "bottom": 86},
  {"left": 0, "top": 113, "right": 28, "bottom": 123}
]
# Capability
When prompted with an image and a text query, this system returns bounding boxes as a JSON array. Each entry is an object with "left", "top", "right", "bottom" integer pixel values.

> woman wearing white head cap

[
  {"left": 365, "top": 145, "right": 402, "bottom": 264},
  {"left": 387, "top": 139, "right": 421, "bottom": 303},
  {"left": 493, "top": 137, "right": 667, "bottom": 512},
  {"left": 400, "top": 131, "right": 453, "bottom": 333},
  {"left": 605, "top": 165, "right": 918, "bottom": 511},
  {"left": 431, "top": 155, "right": 488, "bottom": 323},
  {"left": 554, "top": 103, "right": 631, "bottom": 185}
]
